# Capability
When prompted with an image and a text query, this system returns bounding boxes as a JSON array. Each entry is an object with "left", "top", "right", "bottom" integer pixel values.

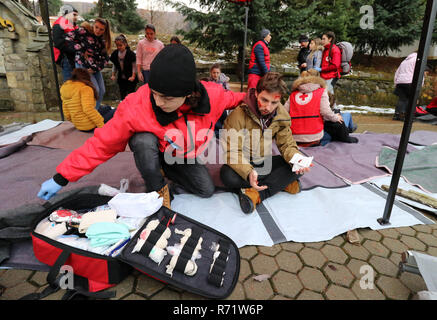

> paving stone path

[{"left": 1, "top": 214, "right": 436, "bottom": 300}]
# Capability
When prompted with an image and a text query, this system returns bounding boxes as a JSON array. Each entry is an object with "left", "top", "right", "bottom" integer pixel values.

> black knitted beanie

[{"left": 148, "top": 44, "right": 197, "bottom": 97}]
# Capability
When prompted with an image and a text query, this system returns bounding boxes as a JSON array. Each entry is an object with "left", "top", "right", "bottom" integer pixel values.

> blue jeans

[
  {"left": 75, "top": 63, "right": 105, "bottom": 109},
  {"left": 321, "top": 112, "right": 355, "bottom": 146},
  {"left": 325, "top": 78, "right": 338, "bottom": 95},
  {"left": 341, "top": 112, "right": 355, "bottom": 130},
  {"left": 61, "top": 57, "right": 73, "bottom": 82}
]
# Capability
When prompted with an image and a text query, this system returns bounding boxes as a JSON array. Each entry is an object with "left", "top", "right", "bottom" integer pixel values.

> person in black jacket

[
  {"left": 110, "top": 34, "right": 138, "bottom": 100},
  {"left": 52, "top": 5, "right": 79, "bottom": 81},
  {"left": 297, "top": 34, "right": 310, "bottom": 73}
]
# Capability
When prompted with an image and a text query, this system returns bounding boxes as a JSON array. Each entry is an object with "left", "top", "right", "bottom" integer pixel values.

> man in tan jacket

[{"left": 220, "top": 72, "right": 311, "bottom": 214}]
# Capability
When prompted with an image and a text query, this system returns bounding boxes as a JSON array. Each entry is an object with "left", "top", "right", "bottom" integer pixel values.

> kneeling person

[
  {"left": 220, "top": 72, "right": 311, "bottom": 214},
  {"left": 37, "top": 45, "right": 246, "bottom": 209}
]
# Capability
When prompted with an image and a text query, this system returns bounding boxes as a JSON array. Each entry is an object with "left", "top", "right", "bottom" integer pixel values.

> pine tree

[
  {"left": 165, "top": 0, "right": 317, "bottom": 64},
  {"left": 350, "top": 0, "right": 424, "bottom": 62},
  {"left": 310, "top": 0, "right": 355, "bottom": 42},
  {"left": 86, "top": 0, "right": 145, "bottom": 34}
]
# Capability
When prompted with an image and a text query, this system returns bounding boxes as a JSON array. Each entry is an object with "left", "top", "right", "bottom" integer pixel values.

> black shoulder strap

[{"left": 19, "top": 250, "right": 115, "bottom": 300}]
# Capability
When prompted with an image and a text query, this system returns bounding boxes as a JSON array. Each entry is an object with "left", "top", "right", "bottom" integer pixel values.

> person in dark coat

[
  {"left": 110, "top": 34, "right": 138, "bottom": 100},
  {"left": 297, "top": 34, "right": 310, "bottom": 73},
  {"left": 52, "top": 4, "right": 79, "bottom": 81}
]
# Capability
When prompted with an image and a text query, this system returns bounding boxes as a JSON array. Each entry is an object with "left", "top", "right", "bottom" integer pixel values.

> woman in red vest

[
  {"left": 52, "top": 5, "right": 79, "bottom": 81},
  {"left": 37, "top": 45, "right": 246, "bottom": 209},
  {"left": 320, "top": 31, "right": 342, "bottom": 95},
  {"left": 285, "top": 70, "right": 345, "bottom": 147}
]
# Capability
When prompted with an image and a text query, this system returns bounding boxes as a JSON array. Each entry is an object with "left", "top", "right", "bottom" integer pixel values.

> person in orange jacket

[{"left": 37, "top": 44, "right": 246, "bottom": 209}]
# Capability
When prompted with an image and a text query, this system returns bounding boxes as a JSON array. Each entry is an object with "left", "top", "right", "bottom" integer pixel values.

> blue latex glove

[{"left": 37, "top": 178, "right": 62, "bottom": 200}]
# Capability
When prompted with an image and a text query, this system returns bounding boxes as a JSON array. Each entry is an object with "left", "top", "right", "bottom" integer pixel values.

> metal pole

[
  {"left": 240, "top": 5, "right": 249, "bottom": 92},
  {"left": 377, "top": 0, "right": 437, "bottom": 225},
  {"left": 39, "top": 0, "right": 64, "bottom": 121}
]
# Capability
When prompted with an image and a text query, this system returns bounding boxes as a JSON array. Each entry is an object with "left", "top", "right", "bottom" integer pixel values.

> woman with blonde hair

[
  {"left": 60, "top": 68, "right": 114, "bottom": 132},
  {"left": 65, "top": 18, "right": 112, "bottom": 110},
  {"left": 305, "top": 38, "right": 324, "bottom": 72}
]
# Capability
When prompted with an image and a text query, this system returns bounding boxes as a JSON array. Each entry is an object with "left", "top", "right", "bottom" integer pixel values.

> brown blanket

[{"left": 27, "top": 121, "right": 131, "bottom": 151}]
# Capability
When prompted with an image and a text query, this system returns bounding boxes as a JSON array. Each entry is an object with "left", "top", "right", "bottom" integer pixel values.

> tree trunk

[
  {"left": 38, "top": 0, "right": 48, "bottom": 25},
  {"left": 236, "top": 45, "right": 244, "bottom": 81},
  {"left": 98, "top": 0, "right": 104, "bottom": 17}
]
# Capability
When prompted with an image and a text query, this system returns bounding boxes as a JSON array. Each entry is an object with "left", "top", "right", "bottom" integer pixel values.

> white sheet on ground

[
  {"left": 370, "top": 176, "right": 437, "bottom": 215},
  {"left": 0, "top": 119, "right": 61, "bottom": 146},
  {"left": 171, "top": 184, "right": 429, "bottom": 247},
  {"left": 410, "top": 251, "right": 437, "bottom": 292},
  {"left": 172, "top": 193, "right": 274, "bottom": 247}
]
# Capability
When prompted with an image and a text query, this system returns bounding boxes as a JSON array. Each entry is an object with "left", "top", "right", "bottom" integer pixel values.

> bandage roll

[
  {"left": 148, "top": 246, "right": 167, "bottom": 265},
  {"left": 166, "top": 254, "right": 198, "bottom": 277}
]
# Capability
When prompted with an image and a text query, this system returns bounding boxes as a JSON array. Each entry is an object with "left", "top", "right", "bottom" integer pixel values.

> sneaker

[
  {"left": 238, "top": 188, "right": 260, "bottom": 214},
  {"left": 157, "top": 184, "right": 171, "bottom": 210},
  {"left": 347, "top": 136, "right": 359, "bottom": 143},
  {"left": 284, "top": 179, "right": 302, "bottom": 195}
]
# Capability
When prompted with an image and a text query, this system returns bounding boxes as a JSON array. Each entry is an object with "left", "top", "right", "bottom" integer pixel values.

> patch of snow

[
  {"left": 281, "top": 63, "right": 299, "bottom": 70},
  {"left": 337, "top": 104, "right": 395, "bottom": 114},
  {"left": 196, "top": 59, "right": 226, "bottom": 64}
]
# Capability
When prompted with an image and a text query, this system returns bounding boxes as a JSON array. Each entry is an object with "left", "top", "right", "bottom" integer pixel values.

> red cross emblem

[
  {"left": 295, "top": 92, "right": 313, "bottom": 105},
  {"left": 299, "top": 93, "right": 308, "bottom": 101}
]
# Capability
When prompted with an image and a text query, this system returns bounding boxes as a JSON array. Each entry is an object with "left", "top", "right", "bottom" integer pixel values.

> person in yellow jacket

[
  {"left": 220, "top": 72, "right": 311, "bottom": 214},
  {"left": 60, "top": 68, "right": 115, "bottom": 131}
]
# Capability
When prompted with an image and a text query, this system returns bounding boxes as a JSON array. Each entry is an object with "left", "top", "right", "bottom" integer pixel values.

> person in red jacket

[
  {"left": 52, "top": 5, "right": 79, "bottom": 81},
  {"left": 37, "top": 44, "right": 246, "bottom": 209},
  {"left": 320, "top": 31, "right": 342, "bottom": 95}
]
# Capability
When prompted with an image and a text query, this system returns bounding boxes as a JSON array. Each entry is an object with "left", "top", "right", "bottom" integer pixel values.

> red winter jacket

[
  {"left": 56, "top": 82, "right": 246, "bottom": 182},
  {"left": 320, "top": 43, "right": 341, "bottom": 80},
  {"left": 52, "top": 16, "right": 78, "bottom": 63}
]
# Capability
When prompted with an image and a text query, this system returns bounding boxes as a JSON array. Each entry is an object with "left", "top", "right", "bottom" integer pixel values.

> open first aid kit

[{"left": 26, "top": 188, "right": 240, "bottom": 300}]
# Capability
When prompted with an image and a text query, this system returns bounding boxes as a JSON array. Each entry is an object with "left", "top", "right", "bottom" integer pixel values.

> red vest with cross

[{"left": 289, "top": 88, "right": 325, "bottom": 135}]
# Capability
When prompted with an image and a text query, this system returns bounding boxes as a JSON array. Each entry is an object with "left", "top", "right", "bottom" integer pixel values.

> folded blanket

[{"left": 376, "top": 144, "right": 437, "bottom": 193}]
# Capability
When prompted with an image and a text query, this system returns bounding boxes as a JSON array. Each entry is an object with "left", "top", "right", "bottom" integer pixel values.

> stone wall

[
  {"left": 0, "top": 75, "right": 13, "bottom": 111},
  {"left": 334, "top": 77, "right": 397, "bottom": 107},
  {"left": 279, "top": 70, "right": 397, "bottom": 108},
  {"left": 101, "top": 63, "right": 398, "bottom": 109},
  {"left": 1, "top": 0, "right": 59, "bottom": 113}
]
